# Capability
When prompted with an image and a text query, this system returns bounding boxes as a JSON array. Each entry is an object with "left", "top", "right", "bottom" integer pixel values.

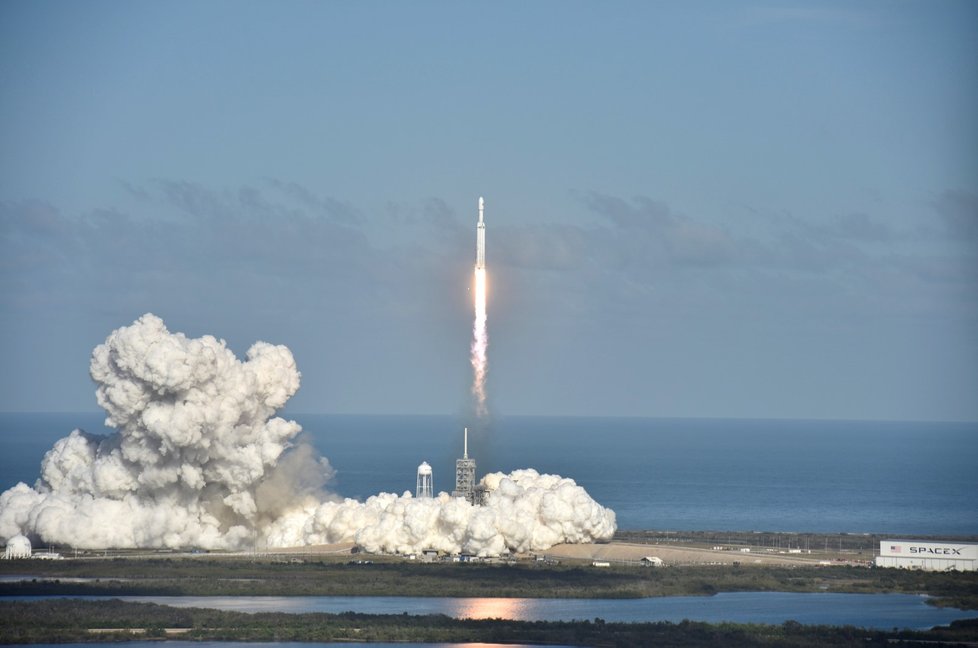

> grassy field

[
  {"left": 2, "top": 556, "right": 977, "bottom": 608},
  {"left": 1, "top": 598, "right": 977, "bottom": 647},
  {"left": 614, "top": 529, "right": 978, "bottom": 553}
]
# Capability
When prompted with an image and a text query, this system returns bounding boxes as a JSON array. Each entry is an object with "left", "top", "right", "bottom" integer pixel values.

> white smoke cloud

[
  {"left": 264, "top": 469, "right": 616, "bottom": 556},
  {"left": 0, "top": 315, "right": 615, "bottom": 554}
]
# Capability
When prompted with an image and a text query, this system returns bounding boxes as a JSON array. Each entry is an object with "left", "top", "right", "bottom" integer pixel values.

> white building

[
  {"left": 3, "top": 534, "right": 32, "bottom": 559},
  {"left": 876, "top": 540, "right": 977, "bottom": 571}
]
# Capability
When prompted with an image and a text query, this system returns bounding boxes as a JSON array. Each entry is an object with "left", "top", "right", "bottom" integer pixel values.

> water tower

[
  {"left": 3, "top": 534, "right": 31, "bottom": 560},
  {"left": 416, "top": 461, "right": 433, "bottom": 498}
]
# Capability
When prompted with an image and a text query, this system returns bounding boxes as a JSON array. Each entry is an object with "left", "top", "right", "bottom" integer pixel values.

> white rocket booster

[{"left": 476, "top": 196, "right": 485, "bottom": 269}]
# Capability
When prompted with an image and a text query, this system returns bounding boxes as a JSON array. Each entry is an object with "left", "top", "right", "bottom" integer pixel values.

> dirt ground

[
  {"left": 268, "top": 542, "right": 357, "bottom": 555},
  {"left": 541, "top": 541, "right": 840, "bottom": 566},
  {"left": 271, "top": 540, "right": 853, "bottom": 567}
]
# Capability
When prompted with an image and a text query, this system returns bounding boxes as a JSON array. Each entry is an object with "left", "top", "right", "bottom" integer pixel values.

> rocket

[{"left": 476, "top": 196, "right": 486, "bottom": 269}]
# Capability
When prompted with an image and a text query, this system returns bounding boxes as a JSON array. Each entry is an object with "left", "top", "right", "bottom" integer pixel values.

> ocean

[{"left": 1, "top": 413, "right": 975, "bottom": 535}]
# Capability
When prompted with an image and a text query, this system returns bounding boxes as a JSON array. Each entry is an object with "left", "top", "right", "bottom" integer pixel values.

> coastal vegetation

[
  {"left": 1, "top": 598, "right": 977, "bottom": 647},
  {"left": 2, "top": 557, "right": 977, "bottom": 608}
]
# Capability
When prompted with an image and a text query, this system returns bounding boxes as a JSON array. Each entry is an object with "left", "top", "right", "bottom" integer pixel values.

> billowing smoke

[
  {"left": 0, "top": 314, "right": 327, "bottom": 549},
  {"left": 471, "top": 267, "right": 488, "bottom": 416},
  {"left": 0, "top": 315, "right": 615, "bottom": 554},
  {"left": 265, "top": 469, "right": 616, "bottom": 556}
]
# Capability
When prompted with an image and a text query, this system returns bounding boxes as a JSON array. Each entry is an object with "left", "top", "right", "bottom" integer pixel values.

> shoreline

[
  {"left": 3, "top": 552, "right": 977, "bottom": 610},
  {"left": 1, "top": 598, "right": 977, "bottom": 647},
  {"left": 3, "top": 543, "right": 977, "bottom": 646}
]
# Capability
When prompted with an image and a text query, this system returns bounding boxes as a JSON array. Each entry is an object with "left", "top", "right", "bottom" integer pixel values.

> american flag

[{"left": 890, "top": 545, "right": 901, "bottom": 553}]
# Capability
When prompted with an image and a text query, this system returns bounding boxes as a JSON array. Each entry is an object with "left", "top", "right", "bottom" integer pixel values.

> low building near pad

[{"left": 876, "top": 540, "right": 977, "bottom": 571}]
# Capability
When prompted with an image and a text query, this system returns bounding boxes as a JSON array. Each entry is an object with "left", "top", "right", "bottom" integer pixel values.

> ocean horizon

[{"left": 1, "top": 412, "right": 976, "bottom": 536}]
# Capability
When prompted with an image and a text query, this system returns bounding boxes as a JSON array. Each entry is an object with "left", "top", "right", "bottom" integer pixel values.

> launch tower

[{"left": 452, "top": 427, "right": 476, "bottom": 503}]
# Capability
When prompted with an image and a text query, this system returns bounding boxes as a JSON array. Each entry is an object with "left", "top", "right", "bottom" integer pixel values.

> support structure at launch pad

[{"left": 453, "top": 427, "right": 487, "bottom": 505}]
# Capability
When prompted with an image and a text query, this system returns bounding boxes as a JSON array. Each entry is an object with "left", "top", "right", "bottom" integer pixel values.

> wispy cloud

[{"left": 934, "top": 189, "right": 978, "bottom": 241}]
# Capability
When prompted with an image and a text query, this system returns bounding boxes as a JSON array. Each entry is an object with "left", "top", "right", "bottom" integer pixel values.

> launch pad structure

[
  {"left": 452, "top": 427, "right": 476, "bottom": 502},
  {"left": 452, "top": 427, "right": 488, "bottom": 505}
]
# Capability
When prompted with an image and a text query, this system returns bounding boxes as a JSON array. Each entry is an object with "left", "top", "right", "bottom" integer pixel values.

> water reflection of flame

[{"left": 456, "top": 597, "right": 524, "bottom": 620}]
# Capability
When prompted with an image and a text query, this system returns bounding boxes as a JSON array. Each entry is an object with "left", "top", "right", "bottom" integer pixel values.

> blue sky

[{"left": 1, "top": 1, "right": 976, "bottom": 420}]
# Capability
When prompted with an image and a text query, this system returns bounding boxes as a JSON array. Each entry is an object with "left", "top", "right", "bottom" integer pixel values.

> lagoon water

[
  {"left": 10, "top": 593, "right": 976, "bottom": 630},
  {"left": 1, "top": 413, "right": 976, "bottom": 534}
]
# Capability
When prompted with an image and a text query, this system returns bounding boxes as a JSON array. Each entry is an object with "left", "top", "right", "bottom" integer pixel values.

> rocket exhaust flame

[{"left": 471, "top": 197, "right": 488, "bottom": 417}]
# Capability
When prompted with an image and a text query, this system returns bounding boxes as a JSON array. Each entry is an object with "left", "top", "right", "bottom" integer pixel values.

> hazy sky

[{"left": 1, "top": 1, "right": 976, "bottom": 421}]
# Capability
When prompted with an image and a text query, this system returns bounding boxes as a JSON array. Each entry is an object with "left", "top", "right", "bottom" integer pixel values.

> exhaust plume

[
  {"left": 471, "top": 267, "right": 488, "bottom": 417},
  {"left": 0, "top": 315, "right": 615, "bottom": 554},
  {"left": 265, "top": 468, "right": 616, "bottom": 556},
  {"left": 471, "top": 196, "right": 488, "bottom": 417}
]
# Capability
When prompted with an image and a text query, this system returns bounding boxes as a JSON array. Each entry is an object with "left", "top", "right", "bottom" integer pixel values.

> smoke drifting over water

[{"left": 0, "top": 316, "right": 615, "bottom": 554}]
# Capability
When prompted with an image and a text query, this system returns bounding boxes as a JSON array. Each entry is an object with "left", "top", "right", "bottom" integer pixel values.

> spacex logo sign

[
  {"left": 909, "top": 546, "right": 963, "bottom": 555},
  {"left": 879, "top": 540, "right": 976, "bottom": 571}
]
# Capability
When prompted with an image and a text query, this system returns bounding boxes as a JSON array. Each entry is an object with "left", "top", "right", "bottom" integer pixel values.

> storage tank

[{"left": 4, "top": 534, "right": 31, "bottom": 559}]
